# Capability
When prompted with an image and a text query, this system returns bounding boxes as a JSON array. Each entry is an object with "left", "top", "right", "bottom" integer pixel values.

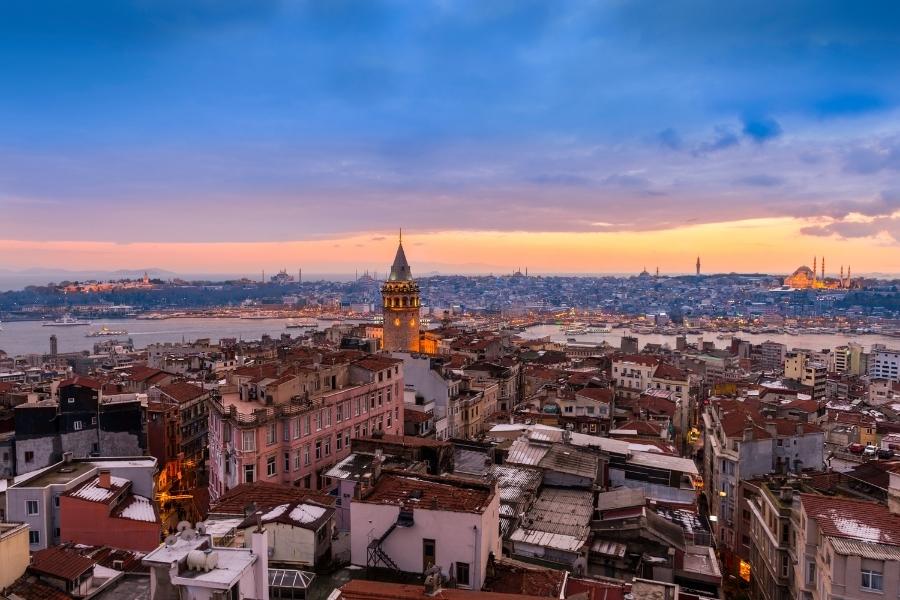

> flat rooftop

[{"left": 14, "top": 457, "right": 156, "bottom": 489}]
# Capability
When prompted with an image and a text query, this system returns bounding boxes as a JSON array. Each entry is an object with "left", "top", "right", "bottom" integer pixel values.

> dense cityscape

[
  {"left": 5, "top": 1, "right": 900, "bottom": 599},
  {"left": 0, "top": 241, "right": 898, "bottom": 600}
]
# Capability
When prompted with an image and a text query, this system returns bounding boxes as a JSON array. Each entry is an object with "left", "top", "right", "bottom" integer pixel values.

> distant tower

[
  {"left": 655, "top": 266, "right": 659, "bottom": 278},
  {"left": 381, "top": 231, "right": 420, "bottom": 352},
  {"left": 50, "top": 335, "right": 58, "bottom": 357},
  {"left": 821, "top": 256, "right": 825, "bottom": 280},
  {"left": 840, "top": 265, "right": 844, "bottom": 283},
  {"left": 696, "top": 256, "right": 701, "bottom": 277},
  {"left": 847, "top": 265, "right": 851, "bottom": 288},
  {"left": 812, "top": 257, "right": 817, "bottom": 282}
]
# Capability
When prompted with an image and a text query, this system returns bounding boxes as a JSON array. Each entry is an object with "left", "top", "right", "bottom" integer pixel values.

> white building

[
  {"left": 237, "top": 500, "right": 334, "bottom": 568},
  {"left": 143, "top": 525, "right": 269, "bottom": 600},
  {"left": 869, "top": 346, "right": 900, "bottom": 382},
  {"left": 350, "top": 472, "right": 500, "bottom": 589}
]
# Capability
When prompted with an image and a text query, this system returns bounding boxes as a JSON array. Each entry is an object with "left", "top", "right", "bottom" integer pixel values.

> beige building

[{"left": 0, "top": 522, "right": 29, "bottom": 589}]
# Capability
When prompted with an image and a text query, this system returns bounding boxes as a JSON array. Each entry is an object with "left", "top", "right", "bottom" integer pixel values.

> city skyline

[{"left": 1, "top": 1, "right": 900, "bottom": 273}]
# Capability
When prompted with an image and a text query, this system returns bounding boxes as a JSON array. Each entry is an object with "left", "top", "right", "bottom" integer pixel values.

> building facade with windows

[{"left": 208, "top": 355, "right": 405, "bottom": 501}]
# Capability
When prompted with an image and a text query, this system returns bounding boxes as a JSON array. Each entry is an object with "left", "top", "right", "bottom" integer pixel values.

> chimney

[
  {"left": 796, "top": 423, "right": 805, "bottom": 435},
  {"left": 742, "top": 427, "right": 753, "bottom": 442},
  {"left": 98, "top": 469, "right": 111, "bottom": 489},
  {"left": 62, "top": 451, "right": 74, "bottom": 465},
  {"left": 765, "top": 423, "right": 777, "bottom": 437},
  {"left": 251, "top": 527, "right": 269, "bottom": 600}
]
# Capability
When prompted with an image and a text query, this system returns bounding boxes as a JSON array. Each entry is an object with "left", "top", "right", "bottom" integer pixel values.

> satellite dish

[
  {"left": 176, "top": 521, "right": 193, "bottom": 532},
  {"left": 164, "top": 535, "right": 178, "bottom": 547},
  {"left": 181, "top": 529, "right": 197, "bottom": 541}
]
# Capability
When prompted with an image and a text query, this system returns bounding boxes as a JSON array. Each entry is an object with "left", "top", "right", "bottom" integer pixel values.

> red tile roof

[
  {"left": 126, "top": 365, "right": 167, "bottom": 383},
  {"left": 575, "top": 388, "right": 613, "bottom": 403},
  {"left": 801, "top": 493, "right": 900, "bottom": 545},
  {"left": 157, "top": 381, "right": 208, "bottom": 404},
  {"left": 361, "top": 472, "right": 494, "bottom": 513},
  {"left": 5, "top": 576, "right": 72, "bottom": 600},
  {"left": 653, "top": 362, "right": 688, "bottom": 381},
  {"left": 339, "top": 579, "right": 551, "bottom": 600},
  {"left": 210, "top": 481, "right": 334, "bottom": 515},
  {"left": 30, "top": 546, "right": 95, "bottom": 581},
  {"left": 564, "top": 578, "right": 626, "bottom": 600},
  {"left": 353, "top": 356, "right": 403, "bottom": 372}
]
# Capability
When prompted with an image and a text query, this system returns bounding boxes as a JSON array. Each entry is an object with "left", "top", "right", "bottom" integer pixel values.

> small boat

[
  {"left": 43, "top": 314, "right": 91, "bottom": 327},
  {"left": 87, "top": 325, "right": 128, "bottom": 337}
]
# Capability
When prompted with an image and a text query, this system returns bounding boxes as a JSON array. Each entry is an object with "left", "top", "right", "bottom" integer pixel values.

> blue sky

[{"left": 1, "top": 0, "right": 900, "bottom": 258}]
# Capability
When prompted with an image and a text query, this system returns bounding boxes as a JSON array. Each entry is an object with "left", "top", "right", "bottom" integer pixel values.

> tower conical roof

[{"left": 388, "top": 239, "right": 412, "bottom": 281}]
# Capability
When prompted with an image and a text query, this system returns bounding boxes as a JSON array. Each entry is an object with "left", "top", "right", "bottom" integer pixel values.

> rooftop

[
  {"left": 338, "top": 579, "right": 551, "bottom": 600},
  {"left": 359, "top": 472, "right": 494, "bottom": 513}
]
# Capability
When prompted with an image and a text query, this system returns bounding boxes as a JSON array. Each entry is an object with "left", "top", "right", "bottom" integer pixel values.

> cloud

[
  {"left": 370, "top": 236, "right": 386, "bottom": 241},
  {"left": 527, "top": 173, "right": 592, "bottom": 187},
  {"left": 656, "top": 128, "right": 682, "bottom": 150},
  {"left": 693, "top": 126, "right": 740, "bottom": 155},
  {"left": 735, "top": 174, "right": 785, "bottom": 187},
  {"left": 600, "top": 173, "right": 650, "bottom": 187},
  {"left": 742, "top": 116, "right": 783, "bottom": 143},
  {"left": 842, "top": 138, "right": 900, "bottom": 174}
]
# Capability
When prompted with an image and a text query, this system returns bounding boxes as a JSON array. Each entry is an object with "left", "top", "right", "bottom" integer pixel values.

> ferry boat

[
  {"left": 43, "top": 315, "right": 91, "bottom": 327},
  {"left": 87, "top": 325, "right": 129, "bottom": 337},
  {"left": 286, "top": 318, "right": 318, "bottom": 330},
  {"left": 586, "top": 324, "right": 612, "bottom": 333}
]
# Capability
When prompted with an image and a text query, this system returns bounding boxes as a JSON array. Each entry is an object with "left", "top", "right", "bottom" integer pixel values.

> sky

[{"left": 2, "top": 0, "right": 900, "bottom": 276}]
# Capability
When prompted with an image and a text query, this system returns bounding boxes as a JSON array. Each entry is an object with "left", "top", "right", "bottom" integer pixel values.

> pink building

[{"left": 208, "top": 354, "right": 405, "bottom": 500}]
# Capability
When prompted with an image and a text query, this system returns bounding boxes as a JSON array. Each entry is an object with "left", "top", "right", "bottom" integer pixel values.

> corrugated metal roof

[{"left": 829, "top": 536, "right": 900, "bottom": 560}]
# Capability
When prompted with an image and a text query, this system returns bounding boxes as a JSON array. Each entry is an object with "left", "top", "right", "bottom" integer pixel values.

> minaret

[
  {"left": 381, "top": 230, "right": 420, "bottom": 352},
  {"left": 696, "top": 256, "right": 701, "bottom": 277},
  {"left": 847, "top": 265, "right": 851, "bottom": 288},
  {"left": 655, "top": 266, "right": 659, "bottom": 278},
  {"left": 821, "top": 256, "right": 825, "bottom": 281},
  {"left": 812, "top": 257, "right": 816, "bottom": 282}
]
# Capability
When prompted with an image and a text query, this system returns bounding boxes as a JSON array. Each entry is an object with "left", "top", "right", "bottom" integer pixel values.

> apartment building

[
  {"left": 702, "top": 398, "right": 824, "bottom": 565},
  {"left": 869, "top": 345, "right": 900, "bottom": 382},
  {"left": 207, "top": 354, "right": 404, "bottom": 500}
]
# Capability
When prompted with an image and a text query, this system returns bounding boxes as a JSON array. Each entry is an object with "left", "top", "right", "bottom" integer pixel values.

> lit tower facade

[
  {"left": 381, "top": 233, "right": 421, "bottom": 352},
  {"left": 696, "top": 256, "right": 701, "bottom": 277}
]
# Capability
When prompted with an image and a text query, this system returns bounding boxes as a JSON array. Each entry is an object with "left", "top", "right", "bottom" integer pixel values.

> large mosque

[{"left": 784, "top": 257, "right": 852, "bottom": 290}]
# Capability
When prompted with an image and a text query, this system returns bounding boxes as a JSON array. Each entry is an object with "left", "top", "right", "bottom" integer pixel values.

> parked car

[
  {"left": 848, "top": 443, "right": 865, "bottom": 454},
  {"left": 877, "top": 448, "right": 895, "bottom": 459},
  {"left": 863, "top": 444, "right": 878, "bottom": 456}
]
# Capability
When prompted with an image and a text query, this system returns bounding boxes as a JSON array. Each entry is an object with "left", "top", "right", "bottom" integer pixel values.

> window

[
  {"left": 456, "top": 562, "right": 470, "bottom": 587},
  {"left": 303, "top": 415, "right": 311, "bottom": 436},
  {"left": 73, "top": 420, "right": 83, "bottom": 431},
  {"left": 267, "top": 456, "right": 276, "bottom": 477},
  {"left": 294, "top": 450, "right": 301, "bottom": 470},
  {"left": 54, "top": 496, "right": 59, "bottom": 507},
  {"left": 242, "top": 430, "right": 256, "bottom": 452},
  {"left": 336, "top": 403, "right": 343, "bottom": 422},
  {"left": 292, "top": 418, "right": 300, "bottom": 439},
  {"left": 315, "top": 440, "right": 322, "bottom": 460},
  {"left": 267, "top": 423, "right": 277, "bottom": 445},
  {"left": 806, "top": 562, "right": 816, "bottom": 586},
  {"left": 284, "top": 452, "right": 290, "bottom": 472},
  {"left": 28, "top": 531, "right": 39, "bottom": 545},
  {"left": 861, "top": 570, "right": 883, "bottom": 591},
  {"left": 345, "top": 430, "right": 351, "bottom": 447},
  {"left": 26, "top": 500, "right": 39, "bottom": 516},
  {"left": 25, "top": 451, "right": 34, "bottom": 463},
  {"left": 304, "top": 445, "right": 311, "bottom": 466},
  {"left": 91, "top": 416, "right": 97, "bottom": 425},
  {"left": 423, "top": 539, "right": 436, "bottom": 571},
  {"left": 283, "top": 422, "right": 290, "bottom": 442},
  {"left": 244, "top": 464, "right": 255, "bottom": 483},
  {"left": 324, "top": 437, "right": 331, "bottom": 456},
  {"left": 336, "top": 433, "right": 343, "bottom": 451}
]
